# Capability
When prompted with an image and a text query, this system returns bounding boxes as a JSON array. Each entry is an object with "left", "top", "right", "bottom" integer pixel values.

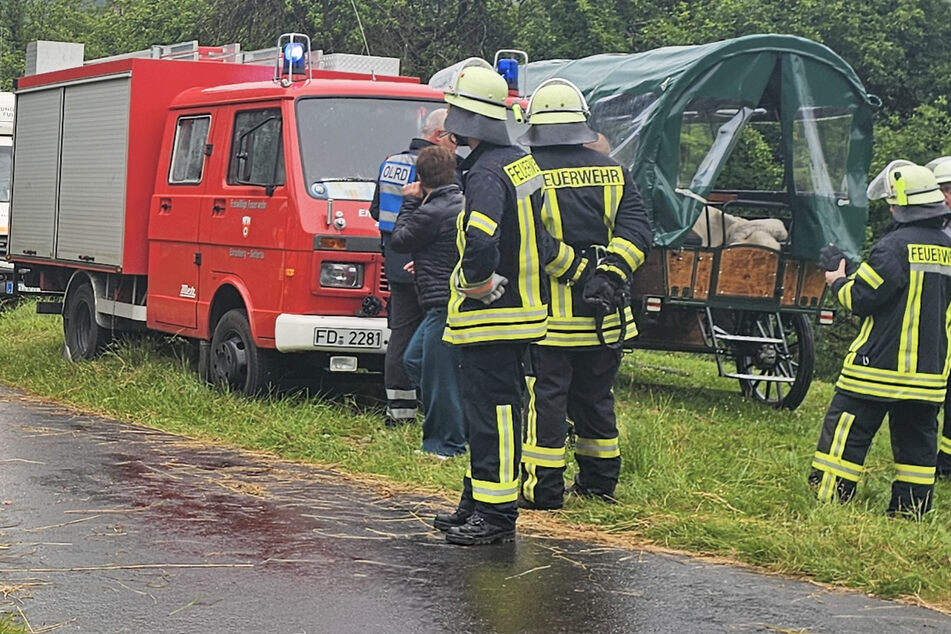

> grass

[{"left": 0, "top": 300, "right": 950, "bottom": 609}]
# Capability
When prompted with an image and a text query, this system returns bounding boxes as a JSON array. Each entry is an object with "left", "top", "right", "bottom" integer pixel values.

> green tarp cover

[{"left": 525, "top": 34, "right": 875, "bottom": 260}]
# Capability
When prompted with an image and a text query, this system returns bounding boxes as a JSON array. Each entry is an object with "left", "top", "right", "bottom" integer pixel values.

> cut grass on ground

[{"left": 0, "top": 300, "right": 950, "bottom": 609}]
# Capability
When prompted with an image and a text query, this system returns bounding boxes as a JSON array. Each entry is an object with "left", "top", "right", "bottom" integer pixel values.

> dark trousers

[
  {"left": 456, "top": 343, "right": 526, "bottom": 530},
  {"left": 939, "top": 378, "right": 951, "bottom": 474},
  {"left": 403, "top": 306, "right": 466, "bottom": 456},
  {"left": 521, "top": 345, "right": 622, "bottom": 508},
  {"left": 809, "top": 391, "right": 938, "bottom": 515},
  {"left": 384, "top": 282, "right": 423, "bottom": 422}
]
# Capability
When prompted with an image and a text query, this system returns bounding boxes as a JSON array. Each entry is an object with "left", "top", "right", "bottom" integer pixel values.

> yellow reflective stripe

[
  {"left": 539, "top": 310, "right": 637, "bottom": 346},
  {"left": 817, "top": 471, "right": 837, "bottom": 502},
  {"left": 569, "top": 257, "right": 588, "bottom": 285},
  {"left": 444, "top": 321, "right": 549, "bottom": 345},
  {"left": 522, "top": 443, "right": 567, "bottom": 468},
  {"left": 525, "top": 376, "right": 537, "bottom": 447},
  {"left": 516, "top": 194, "right": 543, "bottom": 306},
  {"left": 546, "top": 241, "right": 574, "bottom": 278},
  {"left": 447, "top": 305, "right": 549, "bottom": 327},
  {"left": 855, "top": 262, "right": 884, "bottom": 289},
  {"left": 542, "top": 165, "right": 624, "bottom": 189},
  {"left": 467, "top": 211, "right": 497, "bottom": 236},
  {"left": 541, "top": 187, "right": 563, "bottom": 237},
  {"left": 607, "top": 236, "right": 645, "bottom": 272},
  {"left": 599, "top": 264, "right": 628, "bottom": 282},
  {"left": 835, "top": 375, "right": 946, "bottom": 403},
  {"left": 471, "top": 477, "right": 519, "bottom": 503},
  {"left": 839, "top": 363, "right": 946, "bottom": 387},
  {"left": 603, "top": 184, "right": 621, "bottom": 233},
  {"left": 498, "top": 404, "right": 514, "bottom": 484},
  {"left": 522, "top": 463, "right": 538, "bottom": 503},
  {"left": 899, "top": 270, "right": 924, "bottom": 373},
  {"left": 575, "top": 436, "right": 620, "bottom": 459},
  {"left": 811, "top": 451, "right": 863, "bottom": 482},
  {"left": 829, "top": 411, "right": 855, "bottom": 459},
  {"left": 894, "top": 462, "right": 936, "bottom": 485},
  {"left": 939, "top": 435, "right": 951, "bottom": 455},
  {"left": 837, "top": 279, "right": 854, "bottom": 311}
]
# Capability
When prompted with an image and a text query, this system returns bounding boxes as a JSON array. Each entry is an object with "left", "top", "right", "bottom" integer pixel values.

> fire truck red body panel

[{"left": 9, "top": 47, "right": 446, "bottom": 383}]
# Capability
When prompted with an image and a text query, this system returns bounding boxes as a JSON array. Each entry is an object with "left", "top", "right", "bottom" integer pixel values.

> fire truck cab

[{"left": 9, "top": 36, "right": 446, "bottom": 393}]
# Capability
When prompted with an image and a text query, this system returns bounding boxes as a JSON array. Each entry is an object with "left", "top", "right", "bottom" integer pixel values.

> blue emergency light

[
  {"left": 282, "top": 42, "right": 306, "bottom": 75},
  {"left": 496, "top": 58, "right": 519, "bottom": 91}
]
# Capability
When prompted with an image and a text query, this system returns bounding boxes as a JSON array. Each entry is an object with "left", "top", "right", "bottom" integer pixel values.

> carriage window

[
  {"left": 678, "top": 98, "right": 759, "bottom": 190},
  {"left": 792, "top": 107, "right": 852, "bottom": 197},
  {"left": 714, "top": 116, "right": 784, "bottom": 192},
  {"left": 588, "top": 92, "right": 658, "bottom": 164},
  {"left": 169, "top": 115, "right": 211, "bottom": 184}
]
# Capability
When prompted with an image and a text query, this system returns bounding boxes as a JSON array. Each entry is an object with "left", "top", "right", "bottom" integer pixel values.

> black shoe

[
  {"left": 566, "top": 484, "right": 617, "bottom": 505},
  {"left": 445, "top": 513, "right": 515, "bottom": 546},
  {"left": 433, "top": 507, "right": 472, "bottom": 532}
]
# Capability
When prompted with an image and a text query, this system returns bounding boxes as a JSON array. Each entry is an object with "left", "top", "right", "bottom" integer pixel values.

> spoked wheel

[
  {"left": 210, "top": 308, "right": 277, "bottom": 395},
  {"left": 734, "top": 311, "right": 814, "bottom": 410},
  {"left": 63, "top": 281, "right": 111, "bottom": 360}
]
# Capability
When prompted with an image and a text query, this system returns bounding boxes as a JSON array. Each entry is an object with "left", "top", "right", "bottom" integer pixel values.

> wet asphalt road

[{"left": 1, "top": 386, "right": 950, "bottom": 633}]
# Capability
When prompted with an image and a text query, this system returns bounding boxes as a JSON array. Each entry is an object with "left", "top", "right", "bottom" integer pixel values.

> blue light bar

[
  {"left": 497, "top": 58, "right": 519, "bottom": 91},
  {"left": 282, "top": 42, "right": 306, "bottom": 75}
]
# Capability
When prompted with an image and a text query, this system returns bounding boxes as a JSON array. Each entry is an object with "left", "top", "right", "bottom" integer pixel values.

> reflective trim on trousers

[
  {"left": 811, "top": 451, "right": 863, "bottom": 483},
  {"left": 575, "top": 436, "right": 620, "bottom": 459},
  {"left": 894, "top": 462, "right": 936, "bottom": 486},
  {"left": 386, "top": 388, "right": 417, "bottom": 401},
  {"left": 386, "top": 407, "right": 417, "bottom": 420},
  {"left": 470, "top": 477, "right": 519, "bottom": 504},
  {"left": 522, "top": 443, "right": 567, "bottom": 468},
  {"left": 940, "top": 436, "right": 951, "bottom": 456}
]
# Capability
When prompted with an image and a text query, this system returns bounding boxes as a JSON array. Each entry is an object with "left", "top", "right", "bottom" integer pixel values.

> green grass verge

[{"left": 0, "top": 300, "right": 949, "bottom": 607}]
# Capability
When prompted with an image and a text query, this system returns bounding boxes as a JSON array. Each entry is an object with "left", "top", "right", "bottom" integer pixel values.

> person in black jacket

[
  {"left": 390, "top": 146, "right": 466, "bottom": 458},
  {"left": 369, "top": 108, "right": 455, "bottom": 427},
  {"left": 811, "top": 162, "right": 951, "bottom": 517},
  {"left": 515, "top": 79, "right": 653, "bottom": 510}
]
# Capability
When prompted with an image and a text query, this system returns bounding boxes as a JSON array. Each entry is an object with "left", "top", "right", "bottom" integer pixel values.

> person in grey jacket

[{"left": 390, "top": 145, "right": 466, "bottom": 457}]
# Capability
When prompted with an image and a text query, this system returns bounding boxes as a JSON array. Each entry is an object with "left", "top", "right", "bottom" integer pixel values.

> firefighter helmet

[
  {"left": 867, "top": 160, "right": 949, "bottom": 222},
  {"left": 927, "top": 157, "right": 951, "bottom": 185},
  {"left": 518, "top": 79, "right": 599, "bottom": 147},
  {"left": 442, "top": 60, "right": 512, "bottom": 146}
]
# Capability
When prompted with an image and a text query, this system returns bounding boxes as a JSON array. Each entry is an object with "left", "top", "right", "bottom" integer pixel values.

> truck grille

[
  {"left": 0, "top": 235, "right": 9, "bottom": 259},
  {"left": 378, "top": 266, "right": 389, "bottom": 293}
]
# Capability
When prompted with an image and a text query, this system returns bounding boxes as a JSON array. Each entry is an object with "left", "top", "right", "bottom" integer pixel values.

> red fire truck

[{"left": 9, "top": 34, "right": 446, "bottom": 394}]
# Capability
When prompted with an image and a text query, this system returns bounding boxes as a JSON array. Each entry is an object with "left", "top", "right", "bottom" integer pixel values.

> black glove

[
  {"left": 818, "top": 244, "right": 846, "bottom": 272},
  {"left": 583, "top": 271, "right": 621, "bottom": 314}
]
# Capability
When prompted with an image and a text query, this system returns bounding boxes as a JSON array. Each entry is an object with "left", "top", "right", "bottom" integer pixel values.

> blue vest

[{"left": 376, "top": 152, "right": 418, "bottom": 233}]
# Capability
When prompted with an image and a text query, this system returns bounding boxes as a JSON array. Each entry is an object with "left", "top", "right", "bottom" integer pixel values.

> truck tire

[
  {"left": 210, "top": 309, "right": 277, "bottom": 395},
  {"left": 63, "top": 282, "right": 111, "bottom": 360}
]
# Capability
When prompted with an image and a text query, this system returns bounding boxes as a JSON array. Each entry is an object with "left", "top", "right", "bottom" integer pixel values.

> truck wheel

[
  {"left": 63, "top": 282, "right": 111, "bottom": 360},
  {"left": 210, "top": 309, "right": 277, "bottom": 395}
]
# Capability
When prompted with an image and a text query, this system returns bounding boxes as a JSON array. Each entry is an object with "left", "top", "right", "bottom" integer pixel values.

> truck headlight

[{"left": 320, "top": 262, "right": 364, "bottom": 288}]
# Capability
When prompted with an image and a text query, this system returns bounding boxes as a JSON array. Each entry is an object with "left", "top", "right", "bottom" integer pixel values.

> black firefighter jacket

[
  {"left": 532, "top": 145, "right": 653, "bottom": 347},
  {"left": 389, "top": 184, "right": 463, "bottom": 310},
  {"left": 830, "top": 218, "right": 951, "bottom": 403},
  {"left": 443, "top": 143, "right": 585, "bottom": 346}
]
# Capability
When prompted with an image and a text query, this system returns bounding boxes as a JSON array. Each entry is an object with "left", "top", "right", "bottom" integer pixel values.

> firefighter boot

[
  {"left": 433, "top": 506, "right": 472, "bottom": 532},
  {"left": 445, "top": 513, "right": 515, "bottom": 546},
  {"left": 566, "top": 479, "right": 617, "bottom": 505}
]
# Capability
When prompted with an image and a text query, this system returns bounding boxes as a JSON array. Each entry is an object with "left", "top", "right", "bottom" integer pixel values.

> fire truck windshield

[
  {"left": 296, "top": 97, "right": 446, "bottom": 200},
  {"left": 0, "top": 146, "right": 10, "bottom": 203}
]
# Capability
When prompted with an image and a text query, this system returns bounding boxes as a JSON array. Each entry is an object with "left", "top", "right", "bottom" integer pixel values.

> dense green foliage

[{"left": 1, "top": 301, "right": 951, "bottom": 606}]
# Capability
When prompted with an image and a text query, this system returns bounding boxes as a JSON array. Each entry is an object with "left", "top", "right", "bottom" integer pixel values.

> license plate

[{"left": 314, "top": 328, "right": 382, "bottom": 349}]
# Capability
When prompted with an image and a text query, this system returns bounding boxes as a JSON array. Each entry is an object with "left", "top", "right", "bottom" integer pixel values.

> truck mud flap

[{"left": 36, "top": 301, "right": 63, "bottom": 315}]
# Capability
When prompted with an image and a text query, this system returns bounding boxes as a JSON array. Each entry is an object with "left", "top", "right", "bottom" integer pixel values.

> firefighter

[
  {"left": 810, "top": 162, "right": 951, "bottom": 517},
  {"left": 515, "top": 79, "right": 652, "bottom": 509},
  {"left": 928, "top": 156, "right": 951, "bottom": 477},
  {"left": 431, "top": 60, "right": 587, "bottom": 545},
  {"left": 370, "top": 108, "right": 455, "bottom": 427}
]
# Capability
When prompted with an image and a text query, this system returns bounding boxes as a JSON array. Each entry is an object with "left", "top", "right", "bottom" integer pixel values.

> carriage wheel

[{"left": 734, "top": 312, "right": 814, "bottom": 410}]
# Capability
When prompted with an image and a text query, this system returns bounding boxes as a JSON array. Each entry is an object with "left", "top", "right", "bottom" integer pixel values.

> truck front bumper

[{"left": 274, "top": 314, "right": 389, "bottom": 354}]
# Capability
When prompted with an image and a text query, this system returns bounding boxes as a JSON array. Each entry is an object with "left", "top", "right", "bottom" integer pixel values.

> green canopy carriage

[{"left": 524, "top": 34, "right": 877, "bottom": 409}]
